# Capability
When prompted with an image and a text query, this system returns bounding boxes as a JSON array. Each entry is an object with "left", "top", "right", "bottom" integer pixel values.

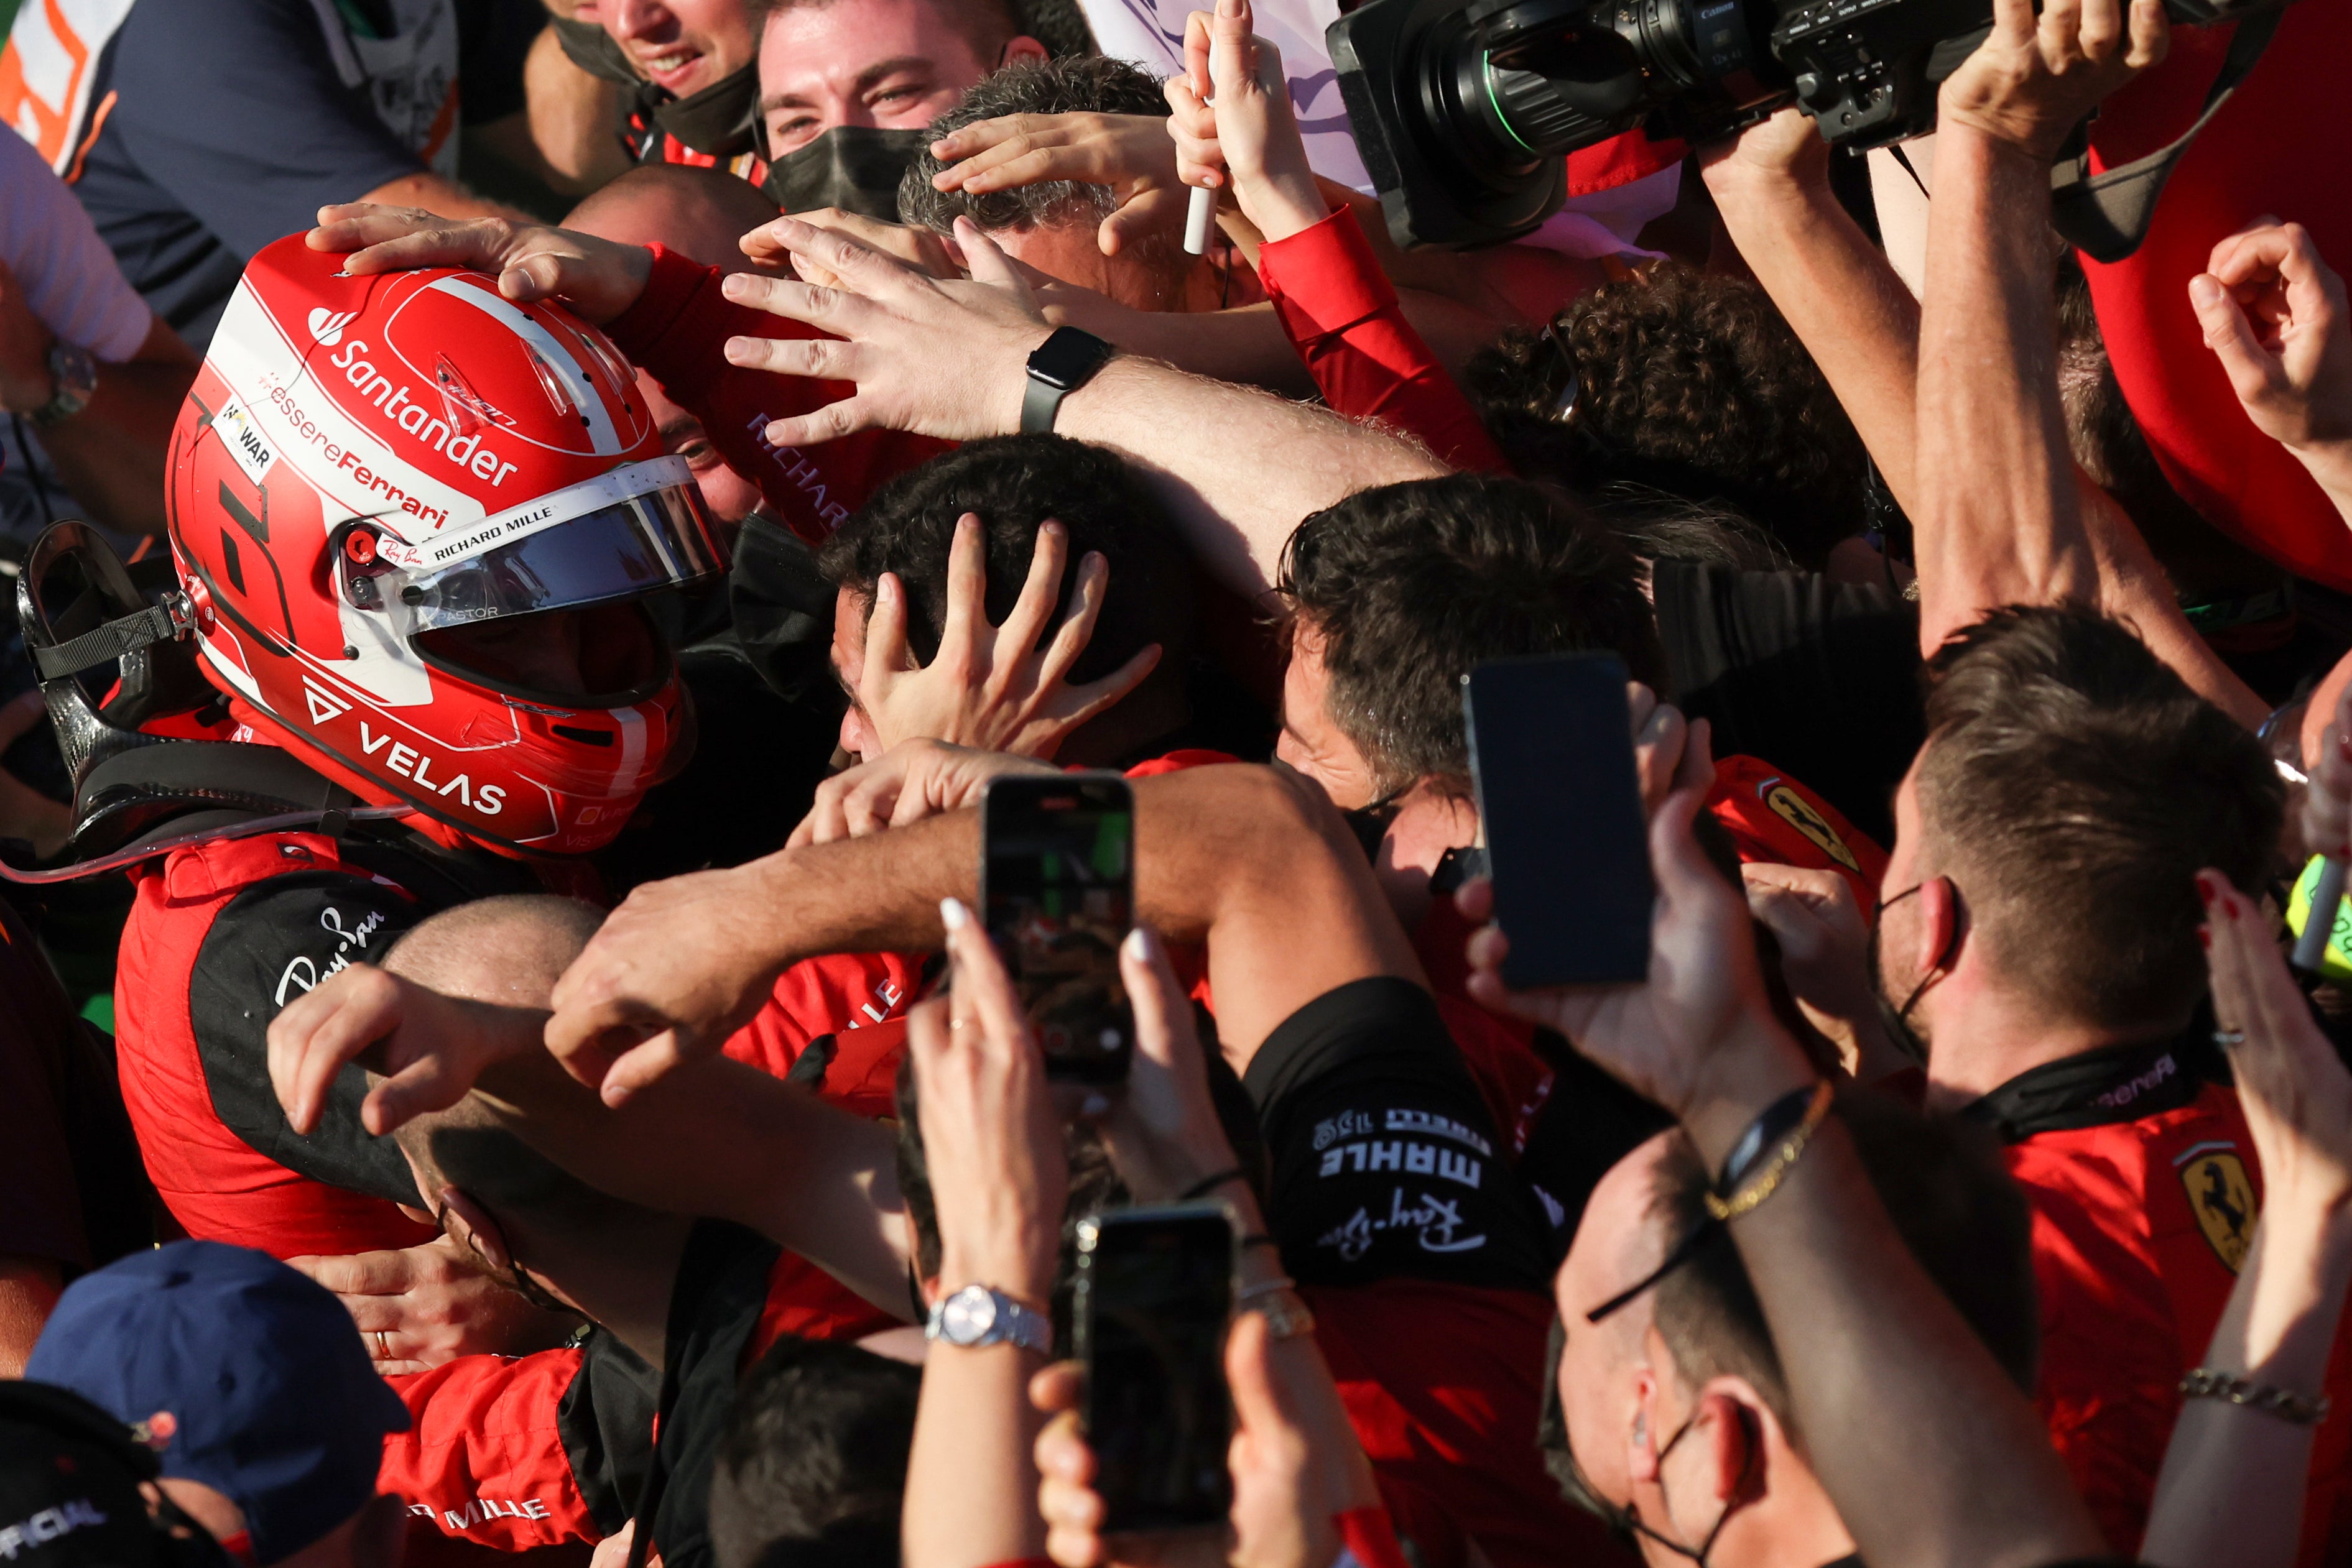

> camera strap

[{"left": 2049, "top": 9, "right": 2286, "bottom": 262}]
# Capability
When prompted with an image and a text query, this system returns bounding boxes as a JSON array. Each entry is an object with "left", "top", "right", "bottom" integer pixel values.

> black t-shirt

[
  {"left": 1649, "top": 558, "right": 1923, "bottom": 849},
  {"left": 1243, "top": 977, "right": 1552, "bottom": 1292},
  {"left": 70, "top": 0, "right": 541, "bottom": 348}
]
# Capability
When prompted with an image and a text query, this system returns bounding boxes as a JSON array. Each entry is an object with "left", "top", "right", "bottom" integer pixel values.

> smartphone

[
  {"left": 1074, "top": 1204, "right": 1236, "bottom": 1536},
  {"left": 979, "top": 772, "right": 1136, "bottom": 1083},
  {"left": 1462, "top": 652, "right": 1654, "bottom": 988}
]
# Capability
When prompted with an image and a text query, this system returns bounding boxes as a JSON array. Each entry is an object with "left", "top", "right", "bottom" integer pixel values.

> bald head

[
  {"left": 382, "top": 894, "right": 603, "bottom": 1010},
  {"left": 564, "top": 164, "right": 782, "bottom": 270}
]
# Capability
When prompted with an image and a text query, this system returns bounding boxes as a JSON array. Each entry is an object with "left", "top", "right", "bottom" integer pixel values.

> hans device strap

[
  {"left": 1020, "top": 328, "right": 1115, "bottom": 435},
  {"left": 2049, "top": 7, "right": 2289, "bottom": 263},
  {"left": 30, "top": 590, "right": 197, "bottom": 683}
]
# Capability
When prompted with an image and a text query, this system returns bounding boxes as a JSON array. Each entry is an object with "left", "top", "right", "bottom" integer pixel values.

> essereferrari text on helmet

[{"left": 165, "top": 234, "right": 728, "bottom": 857}]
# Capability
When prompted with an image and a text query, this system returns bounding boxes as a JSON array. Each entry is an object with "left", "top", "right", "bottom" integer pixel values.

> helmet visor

[{"left": 377, "top": 456, "right": 726, "bottom": 634}]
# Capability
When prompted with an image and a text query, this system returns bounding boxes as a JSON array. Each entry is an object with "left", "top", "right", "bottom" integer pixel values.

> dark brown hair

[
  {"left": 1917, "top": 606, "right": 2284, "bottom": 1031},
  {"left": 1278, "top": 474, "right": 1665, "bottom": 796}
]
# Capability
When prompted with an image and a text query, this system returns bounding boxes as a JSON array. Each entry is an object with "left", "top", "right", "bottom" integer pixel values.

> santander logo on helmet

[{"left": 166, "top": 235, "right": 726, "bottom": 857}]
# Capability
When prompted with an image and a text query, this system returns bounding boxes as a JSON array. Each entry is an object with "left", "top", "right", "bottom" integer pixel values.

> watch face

[
  {"left": 941, "top": 1285, "right": 999, "bottom": 1344},
  {"left": 1027, "top": 328, "right": 1110, "bottom": 391},
  {"left": 50, "top": 342, "right": 96, "bottom": 398}
]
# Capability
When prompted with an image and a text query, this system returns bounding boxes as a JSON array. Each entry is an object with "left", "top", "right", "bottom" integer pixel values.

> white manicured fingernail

[
  {"left": 940, "top": 897, "right": 970, "bottom": 931},
  {"left": 1123, "top": 926, "right": 1152, "bottom": 961}
]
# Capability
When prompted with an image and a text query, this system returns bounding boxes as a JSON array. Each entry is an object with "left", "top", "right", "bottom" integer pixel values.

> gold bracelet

[
  {"left": 2180, "top": 1368, "right": 2331, "bottom": 1425},
  {"left": 1705, "top": 1081, "right": 1835, "bottom": 1221}
]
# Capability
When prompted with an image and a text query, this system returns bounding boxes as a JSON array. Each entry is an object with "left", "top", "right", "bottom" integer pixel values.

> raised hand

[
  {"left": 1741, "top": 862, "right": 1904, "bottom": 1081},
  {"left": 1461, "top": 721, "right": 1815, "bottom": 1123},
  {"left": 717, "top": 214, "right": 1055, "bottom": 448},
  {"left": 913, "top": 898, "right": 1067, "bottom": 1302},
  {"left": 307, "top": 205, "right": 654, "bottom": 323},
  {"left": 856, "top": 514, "right": 1160, "bottom": 759},
  {"left": 1937, "top": 0, "right": 2169, "bottom": 162},
  {"left": 1032, "top": 1303, "right": 1377, "bottom": 1568},
  {"left": 1088, "top": 925, "right": 1244, "bottom": 1204},
  {"left": 287, "top": 1234, "right": 583, "bottom": 1376},
  {"left": 2200, "top": 870, "right": 2352, "bottom": 1221},
  {"left": 2191, "top": 219, "right": 2352, "bottom": 510},
  {"left": 1163, "top": 0, "right": 1328, "bottom": 244},
  {"left": 929, "top": 113, "right": 1193, "bottom": 257}
]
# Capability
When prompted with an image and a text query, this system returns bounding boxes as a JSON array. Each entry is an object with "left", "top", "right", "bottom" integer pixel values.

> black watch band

[{"left": 1020, "top": 327, "right": 1114, "bottom": 435}]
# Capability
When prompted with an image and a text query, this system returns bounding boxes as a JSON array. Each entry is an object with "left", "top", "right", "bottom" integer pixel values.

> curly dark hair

[
  {"left": 1462, "top": 263, "right": 1871, "bottom": 569},
  {"left": 817, "top": 433, "right": 1197, "bottom": 692},
  {"left": 1279, "top": 474, "right": 1664, "bottom": 797}
]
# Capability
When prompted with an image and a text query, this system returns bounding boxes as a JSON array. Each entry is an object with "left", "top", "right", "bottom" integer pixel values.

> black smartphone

[
  {"left": 979, "top": 772, "right": 1136, "bottom": 1083},
  {"left": 1462, "top": 652, "right": 1654, "bottom": 988},
  {"left": 1074, "top": 1204, "right": 1236, "bottom": 1536}
]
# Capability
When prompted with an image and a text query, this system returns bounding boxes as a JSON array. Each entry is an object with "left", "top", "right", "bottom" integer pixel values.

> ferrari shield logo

[
  {"left": 1763, "top": 784, "right": 1860, "bottom": 872},
  {"left": 2180, "top": 1150, "right": 2256, "bottom": 1273}
]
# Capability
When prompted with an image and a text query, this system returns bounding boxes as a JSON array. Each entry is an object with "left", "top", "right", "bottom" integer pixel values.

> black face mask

[
  {"left": 759, "top": 125, "right": 932, "bottom": 219},
  {"left": 550, "top": 14, "right": 639, "bottom": 84},
  {"left": 550, "top": 16, "right": 761, "bottom": 158},
  {"left": 651, "top": 61, "right": 762, "bottom": 157}
]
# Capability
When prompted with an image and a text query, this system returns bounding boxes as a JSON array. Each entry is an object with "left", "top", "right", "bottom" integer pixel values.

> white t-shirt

[{"left": 0, "top": 126, "right": 157, "bottom": 546}]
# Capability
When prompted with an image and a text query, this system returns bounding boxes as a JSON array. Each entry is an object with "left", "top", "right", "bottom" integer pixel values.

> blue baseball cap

[{"left": 24, "top": 1241, "right": 410, "bottom": 1566}]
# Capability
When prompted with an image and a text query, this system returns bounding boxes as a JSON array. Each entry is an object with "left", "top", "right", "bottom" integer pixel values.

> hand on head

[
  {"left": 853, "top": 514, "right": 1160, "bottom": 760},
  {"left": 789, "top": 739, "right": 1056, "bottom": 848},
  {"left": 929, "top": 113, "right": 1194, "bottom": 259},
  {"left": 307, "top": 205, "right": 654, "bottom": 323},
  {"left": 267, "top": 964, "right": 535, "bottom": 1138}
]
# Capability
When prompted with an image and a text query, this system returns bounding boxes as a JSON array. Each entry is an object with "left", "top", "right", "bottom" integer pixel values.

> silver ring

[{"left": 2213, "top": 1028, "right": 2247, "bottom": 1048}]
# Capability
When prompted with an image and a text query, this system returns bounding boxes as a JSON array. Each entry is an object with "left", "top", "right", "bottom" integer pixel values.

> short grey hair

[{"left": 898, "top": 56, "right": 1170, "bottom": 234}]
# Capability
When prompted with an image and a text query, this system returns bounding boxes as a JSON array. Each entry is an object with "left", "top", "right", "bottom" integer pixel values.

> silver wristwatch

[
  {"left": 925, "top": 1283, "right": 1052, "bottom": 1354},
  {"left": 30, "top": 341, "right": 97, "bottom": 426}
]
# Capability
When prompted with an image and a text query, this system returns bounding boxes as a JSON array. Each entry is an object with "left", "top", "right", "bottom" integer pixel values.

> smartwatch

[
  {"left": 30, "top": 341, "right": 97, "bottom": 427},
  {"left": 1019, "top": 327, "right": 1114, "bottom": 435},
  {"left": 925, "top": 1283, "right": 1053, "bottom": 1354}
]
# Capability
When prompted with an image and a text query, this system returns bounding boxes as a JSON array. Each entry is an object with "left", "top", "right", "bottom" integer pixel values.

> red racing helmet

[{"left": 165, "top": 234, "right": 726, "bottom": 857}]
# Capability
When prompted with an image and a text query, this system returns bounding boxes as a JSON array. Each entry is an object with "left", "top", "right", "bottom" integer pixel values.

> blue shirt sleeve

[{"left": 104, "top": 0, "right": 426, "bottom": 264}]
